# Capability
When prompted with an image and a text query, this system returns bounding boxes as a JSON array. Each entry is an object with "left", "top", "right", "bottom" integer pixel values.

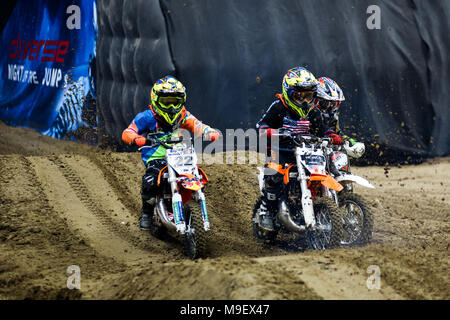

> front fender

[
  {"left": 180, "top": 175, "right": 204, "bottom": 191},
  {"left": 335, "top": 174, "right": 375, "bottom": 189}
]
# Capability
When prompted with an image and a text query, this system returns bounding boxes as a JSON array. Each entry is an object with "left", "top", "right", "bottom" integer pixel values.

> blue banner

[{"left": 0, "top": 0, "right": 97, "bottom": 143}]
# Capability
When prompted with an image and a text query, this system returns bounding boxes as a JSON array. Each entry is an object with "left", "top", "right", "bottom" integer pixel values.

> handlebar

[
  {"left": 158, "top": 139, "right": 182, "bottom": 149},
  {"left": 142, "top": 131, "right": 185, "bottom": 150},
  {"left": 270, "top": 130, "right": 331, "bottom": 146}
]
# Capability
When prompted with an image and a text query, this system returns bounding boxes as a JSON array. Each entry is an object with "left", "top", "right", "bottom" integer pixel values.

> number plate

[{"left": 167, "top": 147, "right": 197, "bottom": 175}]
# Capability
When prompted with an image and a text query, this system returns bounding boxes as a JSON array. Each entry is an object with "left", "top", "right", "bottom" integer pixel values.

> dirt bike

[
  {"left": 139, "top": 131, "right": 210, "bottom": 259},
  {"left": 253, "top": 132, "right": 345, "bottom": 250},
  {"left": 325, "top": 140, "right": 375, "bottom": 246}
]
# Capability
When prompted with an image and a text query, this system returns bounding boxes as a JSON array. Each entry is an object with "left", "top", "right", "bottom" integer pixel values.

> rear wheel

[
  {"left": 339, "top": 193, "right": 373, "bottom": 245},
  {"left": 184, "top": 200, "right": 207, "bottom": 259},
  {"left": 252, "top": 197, "right": 278, "bottom": 244},
  {"left": 307, "top": 197, "right": 343, "bottom": 250}
]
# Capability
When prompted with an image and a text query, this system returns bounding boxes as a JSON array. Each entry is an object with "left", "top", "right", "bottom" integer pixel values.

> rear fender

[{"left": 335, "top": 174, "right": 375, "bottom": 189}]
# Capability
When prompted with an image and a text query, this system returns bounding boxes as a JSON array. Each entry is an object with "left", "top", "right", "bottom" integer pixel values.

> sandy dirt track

[{"left": 0, "top": 121, "right": 448, "bottom": 300}]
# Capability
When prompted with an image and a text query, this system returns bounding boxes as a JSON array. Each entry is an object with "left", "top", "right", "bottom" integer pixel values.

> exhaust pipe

[
  {"left": 155, "top": 199, "right": 177, "bottom": 231},
  {"left": 277, "top": 200, "right": 306, "bottom": 233}
]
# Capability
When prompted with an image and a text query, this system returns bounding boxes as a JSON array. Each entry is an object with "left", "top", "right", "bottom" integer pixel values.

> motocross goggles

[
  {"left": 292, "top": 90, "right": 315, "bottom": 104},
  {"left": 316, "top": 98, "right": 340, "bottom": 113},
  {"left": 158, "top": 96, "right": 184, "bottom": 110},
  {"left": 154, "top": 96, "right": 185, "bottom": 125}
]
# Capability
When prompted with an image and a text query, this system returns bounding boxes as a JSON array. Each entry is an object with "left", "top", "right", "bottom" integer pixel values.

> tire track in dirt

[
  {"left": 59, "top": 155, "right": 143, "bottom": 231},
  {"left": 85, "top": 152, "right": 141, "bottom": 217},
  {"left": 48, "top": 155, "right": 149, "bottom": 250},
  {"left": 59, "top": 154, "right": 186, "bottom": 260},
  {"left": 31, "top": 156, "right": 153, "bottom": 264},
  {"left": 0, "top": 155, "right": 112, "bottom": 299}
]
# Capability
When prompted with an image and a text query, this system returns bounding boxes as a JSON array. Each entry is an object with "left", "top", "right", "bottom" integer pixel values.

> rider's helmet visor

[
  {"left": 292, "top": 90, "right": 315, "bottom": 104},
  {"left": 317, "top": 99, "right": 340, "bottom": 113}
]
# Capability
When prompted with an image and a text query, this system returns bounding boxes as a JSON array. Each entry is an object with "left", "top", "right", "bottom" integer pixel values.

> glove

[
  {"left": 264, "top": 128, "right": 277, "bottom": 139},
  {"left": 134, "top": 135, "right": 147, "bottom": 147},
  {"left": 328, "top": 133, "right": 342, "bottom": 145},
  {"left": 348, "top": 138, "right": 357, "bottom": 147},
  {"left": 204, "top": 130, "right": 221, "bottom": 141},
  {"left": 209, "top": 130, "right": 220, "bottom": 142},
  {"left": 344, "top": 141, "right": 365, "bottom": 158}
]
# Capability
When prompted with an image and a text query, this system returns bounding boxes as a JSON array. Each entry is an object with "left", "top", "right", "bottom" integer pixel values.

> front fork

[
  {"left": 296, "top": 150, "right": 316, "bottom": 228},
  {"left": 195, "top": 190, "right": 210, "bottom": 231},
  {"left": 168, "top": 166, "right": 186, "bottom": 234},
  {"left": 324, "top": 187, "right": 339, "bottom": 205},
  {"left": 193, "top": 166, "right": 210, "bottom": 231},
  {"left": 168, "top": 166, "right": 210, "bottom": 234}
]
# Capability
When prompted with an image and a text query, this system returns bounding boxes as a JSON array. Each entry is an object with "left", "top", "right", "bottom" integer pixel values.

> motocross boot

[
  {"left": 139, "top": 213, "right": 151, "bottom": 230},
  {"left": 139, "top": 190, "right": 157, "bottom": 230},
  {"left": 259, "top": 197, "right": 276, "bottom": 231},
  {"left": 259, "top": 170, "right": 284, "bottom": 231},
  {"left": 140, "top": 164, "right": 161, "bottom": 230},
  {"left": 139, "top": 200, "right": 154, "bottom": 230}
]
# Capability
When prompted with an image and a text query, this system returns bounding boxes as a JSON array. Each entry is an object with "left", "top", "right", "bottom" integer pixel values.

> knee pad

[
  {"left": 142, "top": 173, "right": 158, "bottom": 195},
  {"left": 142, "top": 160, "right": 166, "bottom": 193},
  {"left": 264, "top": 172, "right": 283, "bottom": 189},
  {"left": 263, "top": 172, "right": 283, "bottom": 205}
]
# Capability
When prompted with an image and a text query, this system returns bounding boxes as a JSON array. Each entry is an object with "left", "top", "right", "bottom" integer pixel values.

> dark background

[
  {"left": 3, "top": 1, "right": 450, "bottom": 165},
  {"left": 0, "top": 2, "right": 16, "bottom": 33}
]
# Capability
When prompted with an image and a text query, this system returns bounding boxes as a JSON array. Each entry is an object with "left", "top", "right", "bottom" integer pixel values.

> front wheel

[
  {"left": 184, "top": 200, "right": 208, "bottom": 259},
  {"left": 307, "top": 197, "right": 344, "bottom": 250},
  {"left": 339, "top": 193, "right": 373, "bottom": 246}
]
